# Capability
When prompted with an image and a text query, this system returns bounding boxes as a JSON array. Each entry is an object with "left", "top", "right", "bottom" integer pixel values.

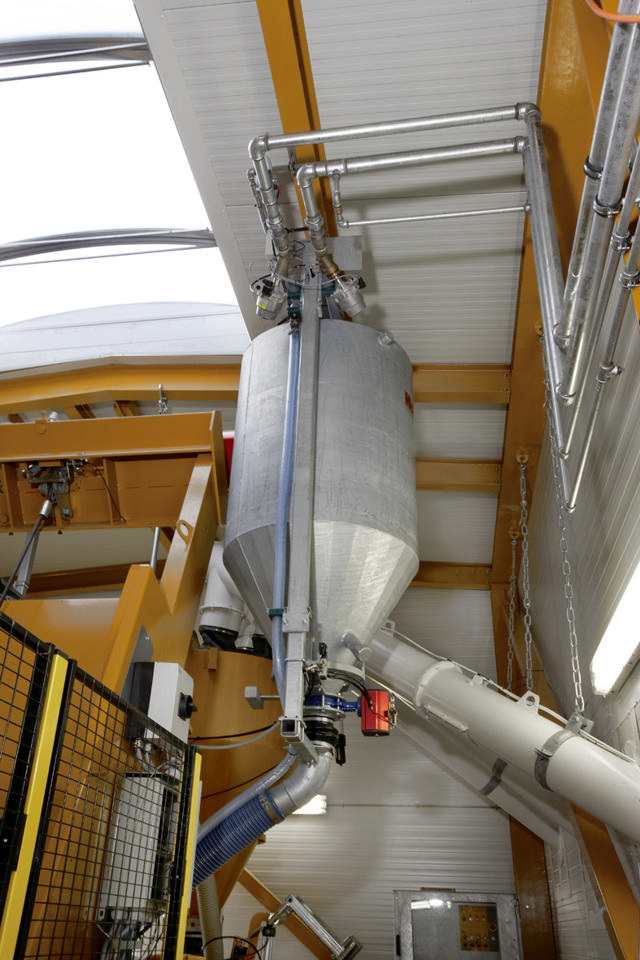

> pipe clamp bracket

[
  {"left": 480, "top": 758, "right": 508, "bottom": 796},
  {"left": 593, "top": 196, "right": 623, "bottom": 218},
  {"left": 534, "top": 713, "right": 593, "bottom": 790}
]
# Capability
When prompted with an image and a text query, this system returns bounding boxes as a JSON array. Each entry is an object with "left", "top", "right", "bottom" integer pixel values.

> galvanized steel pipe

[
  {"left": 560, "top": 11, "right": 640, "bottom": 400},
  {"left": 557, "top": 0, "right": 640, "bottom": 347}
]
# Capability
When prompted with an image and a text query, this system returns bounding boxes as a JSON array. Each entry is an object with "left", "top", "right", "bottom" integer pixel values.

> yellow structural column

[{"left": 0, "top": 653, "right": 68, "bottom": 960}]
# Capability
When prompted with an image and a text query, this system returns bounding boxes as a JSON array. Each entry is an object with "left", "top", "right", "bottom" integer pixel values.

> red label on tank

[{"left": 404, "top": 391, "right": 414, "bottom": 415}]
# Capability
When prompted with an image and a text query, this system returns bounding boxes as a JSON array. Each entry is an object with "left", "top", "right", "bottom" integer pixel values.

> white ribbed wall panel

[
  {"left": 389, "top": 587, "right": 497, "bottom": 679},
  {"left": 222, "top": 730, "right": 514, "bottom": 959},
  {"left": 528, "top": 307, "right": 640, "bottom": 727},
  {"left": 545, "top": 833, "right": 617, "bottom": 960},
  {"left": 417, "top": 490, "right": 497, "bottom": 564},
  {"left": 414, "top": 404, "right": 506, "bottom": 460}
]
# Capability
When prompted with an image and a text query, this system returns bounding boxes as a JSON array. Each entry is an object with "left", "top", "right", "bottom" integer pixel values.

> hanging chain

[
  {"left": 507, "top": 537, "right": 518, "bottom": 692},
  {"left": 518, "top": 461, "right": 535, "bottom": 692},
  {"left": 547, "top": 410, "right": 586, "bottom": 716},
  {"left": 541, "top": 339, "right": 586, "bottom": 716}
]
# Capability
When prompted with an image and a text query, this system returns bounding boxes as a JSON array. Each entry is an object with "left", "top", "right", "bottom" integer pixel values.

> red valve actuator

[{"left": 361, "top": 690, "right": 391, "bottom": 736}]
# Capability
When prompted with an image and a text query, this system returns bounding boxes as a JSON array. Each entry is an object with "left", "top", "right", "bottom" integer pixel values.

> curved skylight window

[{"left": 0, "top": 0, "right": 241, "bottom": 334}]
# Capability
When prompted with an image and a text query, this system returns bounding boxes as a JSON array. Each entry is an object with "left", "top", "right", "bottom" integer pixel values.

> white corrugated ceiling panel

[
  {"left": 417, "top": 490, "right": 497, "bottom": 563},
  {"left": 414, "top": 403, "right": 506, "bottom": 460},
  {"left": 389, "top": 588, "right": 497, "bottom": 679}
]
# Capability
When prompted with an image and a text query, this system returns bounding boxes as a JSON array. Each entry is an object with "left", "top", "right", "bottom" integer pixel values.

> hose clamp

[
  {"left": 593, "top": 196, "right": 623, "bottom": 218},
  {"left": 534, "top": 713, "right": 593, "bottom": 790},
  {"left": 620, "top": 270, "right": 640, "bottom": 290},
  {"left": 258, "top": 791, "right": 284, "bottom": 824},
  {"left": 583, "top": 156, "right": 603, "bottom": 180}
]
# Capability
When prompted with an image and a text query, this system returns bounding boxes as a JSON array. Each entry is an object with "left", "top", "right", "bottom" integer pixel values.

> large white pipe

[
  {"left": 368, "top": 630, "right": 640, "bottom": 843},
  {"left": 395, "top": 702, "right": 572, "bottom": 847}
]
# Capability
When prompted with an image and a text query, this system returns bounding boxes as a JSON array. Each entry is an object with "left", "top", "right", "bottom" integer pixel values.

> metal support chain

[
  {"left": 507, "top": 537, "right": 518, "bottom": 692},
  {"left": 547, "top": 415, "right": 586, "bottom": 716},
  {"left": 518, "top": 461, "right": 534, "bottom": 692}
]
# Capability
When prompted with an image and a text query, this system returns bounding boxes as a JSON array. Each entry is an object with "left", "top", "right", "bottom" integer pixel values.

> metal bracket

[
  {"left": 244, "top": 685, "right": 280, "bottom": 710},
  {"left": 24, "top": 461, "right": 76, "bottom": 519},
  {"left": 534, "top": 713, "right": 593, "bottom": 790},
  {"left": 282, "top": 607, "right": 311, "bottom": 632},
  {"left": 480, "top": 758, "right": 508, "bottom": 797}
]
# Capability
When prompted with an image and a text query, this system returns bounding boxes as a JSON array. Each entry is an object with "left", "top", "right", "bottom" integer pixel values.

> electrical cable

[
  {"left": 201, "top": 933, "right": 263, "bottom": 958},
  {"left": 583, "top": 0, "right": 640, "bottom": 21},
  {"left": 193, "top": 719, "right": 280, "bottom": 749}
]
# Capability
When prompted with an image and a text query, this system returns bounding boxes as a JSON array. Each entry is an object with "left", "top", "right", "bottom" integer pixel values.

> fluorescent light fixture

[
  {"left": 292, "top": 794, "right": 327, "bottom": 816},
  {"left": 590, "top": 560, "right": 640, "bottom": 695}
]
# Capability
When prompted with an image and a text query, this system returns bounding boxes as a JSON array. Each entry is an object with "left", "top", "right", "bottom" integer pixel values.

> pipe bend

[
  {"left": 271, "top": 744, "right": 334, "bottom": 816},
  {"left": 249, "top": 134, "right": 268, "bottom": 161},
  {"left": 516, "top": 102, "right": 540, "bottom": 122},
  {"left": 296, "top": 161, "right": 321, "bottom": 191}
]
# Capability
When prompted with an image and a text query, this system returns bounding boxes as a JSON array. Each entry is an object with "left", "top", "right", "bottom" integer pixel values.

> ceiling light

[
  {"left": 590, "top": 560, "right": 640, "bottom": 695},
  {"left": 292, "top": 794, "right": 327, "bottom": 816}
]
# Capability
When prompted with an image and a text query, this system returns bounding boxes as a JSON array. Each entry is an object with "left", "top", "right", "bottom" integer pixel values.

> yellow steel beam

[
  {"left": 0, "top": 363, "right": 512, "bottom": 419},
  {"left": 0, "top": 410, "right": 218, "bottom": 461},
  {"left": 413, "top": 364, "right": 510, "bottom": 404},
  {"left": 255, "top": 0, "right": 337, "bottom": 235},
  {"left": 412, "top": 562, "right": 491, "bottom": 590},
  {"left": 416, "top": 458, "right": 501, "bottom": 493},
  {"left": 0, "top": 362, "right": 242, "bottom": 415}
]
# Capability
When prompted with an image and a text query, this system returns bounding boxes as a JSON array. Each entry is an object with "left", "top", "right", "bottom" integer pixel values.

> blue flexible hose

[
  {"left": 193, "top": 790, "right": 284, "bottom": 887},
  {"left": 271, "top": 323, "right": 301, "bottom": 700}
]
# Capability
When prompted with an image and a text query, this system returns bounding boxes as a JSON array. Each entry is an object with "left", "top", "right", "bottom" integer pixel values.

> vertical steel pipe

[
  {"left": 556, "top": 0, "right": 640, "bottom": 346},
  {"left": 562, "top": 144, "right": 640, "bottom": 457},
  {"left": 560, "top": 12, "right": 640, "bottom": 399}
]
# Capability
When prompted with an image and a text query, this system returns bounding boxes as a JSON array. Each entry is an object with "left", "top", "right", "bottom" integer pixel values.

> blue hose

[
  {"left": 271, "top": 323, "right": 301, "bottom": 699},
  {"left": 193, "top": 790, "right": 284, "bottom": 887}
]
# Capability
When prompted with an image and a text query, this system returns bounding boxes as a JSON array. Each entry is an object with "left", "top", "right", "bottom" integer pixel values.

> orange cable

[{"left": 583, "top": 0, "right": 640, "bottom": 23}]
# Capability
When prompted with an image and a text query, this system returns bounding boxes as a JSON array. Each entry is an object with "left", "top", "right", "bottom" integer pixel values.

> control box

[{"left": 394, "top": 890, "right": 522, "bottom": 960}]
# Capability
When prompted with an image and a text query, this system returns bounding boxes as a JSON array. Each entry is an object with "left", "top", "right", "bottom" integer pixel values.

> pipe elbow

[
  {"left": 516, "top": 102, "right": 540, "bottom": 123},
  {"left": 271, "top": 744, "right": 334, "bottom": 816},
  {"left": 249, "top": 134, "right": 268, "bottom": 161},
  {"left": 296, "top": 162, "right": 319, "bottom": 192}
]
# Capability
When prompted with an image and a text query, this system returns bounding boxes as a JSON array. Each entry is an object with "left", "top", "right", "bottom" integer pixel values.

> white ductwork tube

[
  {"left": 367, "top": 630, "right": 640, "bottom": 844},
  {"left": 197, "top": 541, "right": 245, "bottom": 642},
  {"left": 395, "top": 702, "right": 572, "bottom": 847}
]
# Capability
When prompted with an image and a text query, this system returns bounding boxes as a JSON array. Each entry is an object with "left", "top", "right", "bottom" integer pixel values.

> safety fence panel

[{"left": 0, "top": 612, "right": 199, "bottom": 960}]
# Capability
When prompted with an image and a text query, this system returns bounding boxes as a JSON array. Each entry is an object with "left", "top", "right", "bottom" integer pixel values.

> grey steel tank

[{"left": 223, "top": 317, "right": 418, "bottom": 667}]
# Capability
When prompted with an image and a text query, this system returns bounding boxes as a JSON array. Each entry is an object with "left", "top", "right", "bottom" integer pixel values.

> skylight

[{"left": 0, "top": 0, "right": 242, "bottom": 335}]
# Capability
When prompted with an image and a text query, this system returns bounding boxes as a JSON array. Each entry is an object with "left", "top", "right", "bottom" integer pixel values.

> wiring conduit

[{"left": 271, "top": 323, "right": 301, "bottom": 701}]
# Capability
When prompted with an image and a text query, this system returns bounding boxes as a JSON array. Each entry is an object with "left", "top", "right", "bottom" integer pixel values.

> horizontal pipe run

[
  {"left": 264, "top": 104, "right": 521, "bottom": 152},
  {"left": 336, "top": 204, "right": 529, "bottom": 229},
  {"left": 301, "top": 139, "right": 523, "bottom": 183}
]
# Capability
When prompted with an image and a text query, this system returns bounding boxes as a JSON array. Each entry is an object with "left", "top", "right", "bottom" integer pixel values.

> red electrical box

[{"left": 361, "top": 690, "right": 391, "bottom": 736}]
